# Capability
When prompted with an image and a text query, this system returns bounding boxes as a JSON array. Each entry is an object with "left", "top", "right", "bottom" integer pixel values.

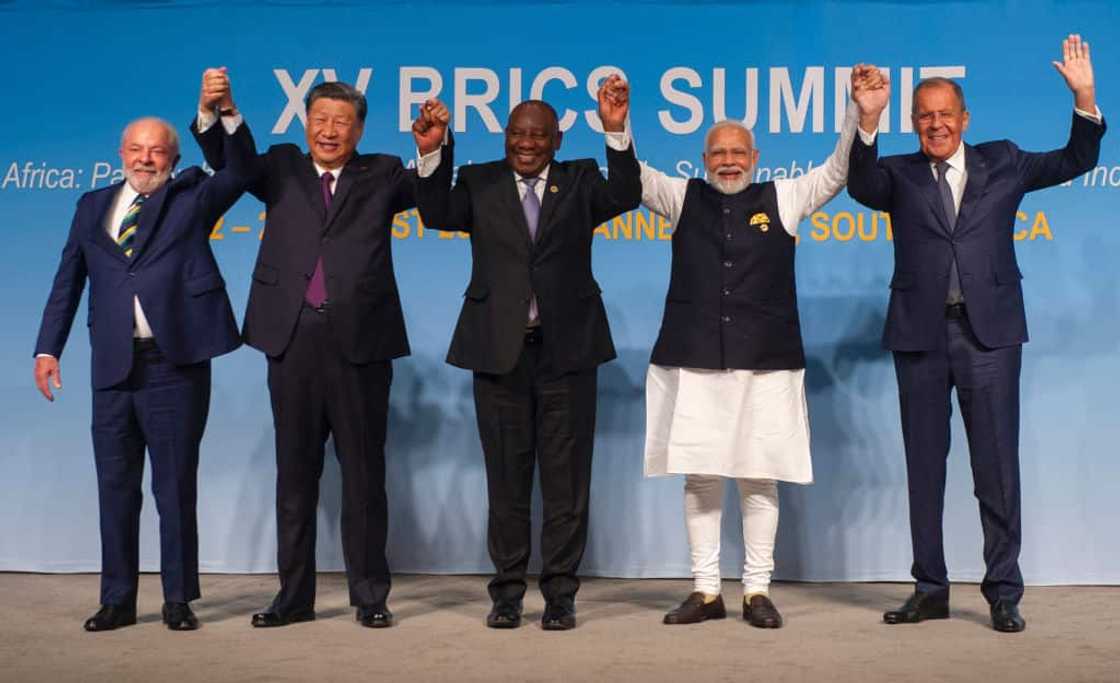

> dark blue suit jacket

[
  {"left": 848, "top": 113, "right": 1105, "bottom": 351},
  {"left": 34, "top": 123, "right": 256, "bottom": 389}
]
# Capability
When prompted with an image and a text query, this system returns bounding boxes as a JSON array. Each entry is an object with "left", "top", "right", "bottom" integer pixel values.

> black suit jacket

[
  {"left": 192, "top": 121, "right": 446, "bottom": 362},
  {"left": 848, "top": 113, "right": 1105, "bottom": 351},
  {"left": 417, "top": 143, "right": 642, "bottom": 375}
]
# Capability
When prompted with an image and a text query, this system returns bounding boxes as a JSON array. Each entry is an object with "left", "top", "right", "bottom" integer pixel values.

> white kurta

[{"left": 640, "top": 104, "right": 860, "bottom": 483}]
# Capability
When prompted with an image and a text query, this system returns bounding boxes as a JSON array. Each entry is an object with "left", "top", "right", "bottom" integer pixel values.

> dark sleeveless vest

[{"left": 650, "top": 179, "right": 805, "bottom": 370}]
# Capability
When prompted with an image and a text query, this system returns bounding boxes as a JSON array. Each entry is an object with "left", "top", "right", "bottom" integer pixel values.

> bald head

[{"left": 119, "top": 117, "right": 180, "bottom": 195}]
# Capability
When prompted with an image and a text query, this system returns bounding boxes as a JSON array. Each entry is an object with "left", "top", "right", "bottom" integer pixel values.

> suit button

[
  {"left": 721, "top": 315, "right": 732, "bottom": 323},
  {"left": 722, "top": 208, "right": 731, "bottom": 215},
  {"left": 723, "top": 260, "right": 733, "bottom": 268},
  {"left": 127, "top": 272, "right": 135, "bottom": 278},
  {"left": 322, "top": 237, "right": 330, "bottom": 244},
  {"left": 722, "top": 288, "right": 731, "bottom": 296},
  {"left": 725, "top": 233, "right": 732, "bottom": 240}
]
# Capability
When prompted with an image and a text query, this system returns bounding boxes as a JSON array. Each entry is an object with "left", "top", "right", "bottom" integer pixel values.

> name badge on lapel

[{"left": 749, "top": 212, "right": 771, "bottom": 232}]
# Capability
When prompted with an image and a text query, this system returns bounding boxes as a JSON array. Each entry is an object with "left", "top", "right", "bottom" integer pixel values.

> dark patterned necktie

[
  {"left": 936, "top": 161, "right": 963, "bottom": 304},
  {"left": 305, "top": 171, "right": 332, "bottom": 307},
  {"left": 116, "top": 194, "right": 145, "bottom": 258}
]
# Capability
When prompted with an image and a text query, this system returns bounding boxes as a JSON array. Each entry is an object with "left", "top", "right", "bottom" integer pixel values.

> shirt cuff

[
  {"left": 416, "top": 147, "right": 442, "bottom": 178},
  {"left": 35, "top": 353, "right": 56, "bottom": 360},
  {"left": 605, "top": 121, "right": 631, "bottom": 151},
  {"left": 857, "top": 126, "right": 878, "bottom": 146},
  {"left": 1075, "top": 106, "right": 1103, "bottom": 124},
  {"left": 196, "top": 109, "right": 243, "bottom": 134}
]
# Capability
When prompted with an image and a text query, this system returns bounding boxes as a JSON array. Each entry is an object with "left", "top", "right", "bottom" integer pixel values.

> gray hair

[
  {"left": 306, "top": 81, "right": 368, "bottom": 122},
  {"left": 704, "top": 119, "right": 755, "bottom": 153},
  {"left": 120, "top": 117, "right": 181, "bottom": 157},
  {"left": 912, "top": 77, "right": 967, "bottom": 113}
]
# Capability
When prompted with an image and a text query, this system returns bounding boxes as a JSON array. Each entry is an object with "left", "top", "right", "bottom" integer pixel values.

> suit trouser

[
  {"left": 893, "top": 311, "right": 1023, "bottom": 605},
  {"left": 267, "top": 304, "right": 393, "bottom": 613},
  {"left": 473, "top": 329, "right": 598, "bottom": 605},
  {"left": 91, "top": 340, "right": 210, "bottom": 607}
]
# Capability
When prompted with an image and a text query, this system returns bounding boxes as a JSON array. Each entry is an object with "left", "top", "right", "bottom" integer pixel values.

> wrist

[{"left": 858, "top": 113, "right": 881, "bottom": 134}]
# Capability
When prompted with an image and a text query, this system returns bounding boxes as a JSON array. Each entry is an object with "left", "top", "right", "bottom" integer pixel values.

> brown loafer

[
  {"left": 743, "top": 594, "right": 783, "bottom": 628},
  {"left": 663, "top": 592, "right": 726, "bottom": 625}
]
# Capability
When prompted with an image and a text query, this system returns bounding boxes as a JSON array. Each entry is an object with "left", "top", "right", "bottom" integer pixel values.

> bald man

[{"left": 33, "top": 73, "right": 255, "bottom": 631}]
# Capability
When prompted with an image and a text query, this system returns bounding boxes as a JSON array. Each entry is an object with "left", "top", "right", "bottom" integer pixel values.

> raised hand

[
  {"left": 199, "top": 67, "right": 233, "bottom": 112},
  {"left": 597, "top": 74, "right": 629, "bottom": 132},
  {"left": 34, "top": 356, "right": 61, "bottom": 402},
  {"left": 851, "top": 64, "right": 890, "bottom": 133},
  {"left": 1052, "top": 34, "right": 1096, "bottom": 111},
  {"left": 411, "top": 98, "right": 450, "bottom": 155}
]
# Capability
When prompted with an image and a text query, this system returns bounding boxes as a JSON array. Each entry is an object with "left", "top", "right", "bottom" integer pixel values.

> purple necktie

[
  {"left": 521, "top": 177, "right": 541, "bottom": 323},
  {"left": 305, "top": 171, "right": 332, "bottom": 308}
]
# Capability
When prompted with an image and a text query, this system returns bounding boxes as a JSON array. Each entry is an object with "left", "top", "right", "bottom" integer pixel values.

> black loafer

[
  {"left": 250, "top": 607, "right": 315, "bottom": 628},
  {"left": 162, "top": 602, "right": 199, "bottom": 631},
  {"left": 357, "top": 604, "right": 394, "bottom": 628},
  {"left": 486, "top": 600, "right": 523, "bottom": 629},
  {"left": 883, "top": 590, "right": 949, "bottom": 624},
  {"left": 990, "top": 600, "right": 1026, "bottom": 633},
  {"left": 83, "top": 604, "right": 137, "bottom": 632},
  {"left": 743, "top": 594, "right": 783, "bottom": 629},
  {"left": 663, "top": 592, "right": 727, "bottom": 625},
  {"left": 541, "top": 600, "right": 576, "bottom": 631}
]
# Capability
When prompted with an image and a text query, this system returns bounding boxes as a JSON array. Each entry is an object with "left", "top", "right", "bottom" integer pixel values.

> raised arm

[
  {"left": 846, "top": 65, "right": 894, "bottom": 212},
  {"left": 1019, "top": 34, "right": 1106, "bottom": 191},
  {"left": 191, "top": 67, "right": 268, "bottom": 201},
  {"left": 590, "top": 75, "right": 642, "bottom": 226}
]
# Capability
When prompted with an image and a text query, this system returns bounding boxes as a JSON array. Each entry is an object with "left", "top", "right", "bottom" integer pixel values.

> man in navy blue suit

[
  {"left": 33, "top": 69, "right": 253, "bottom": 632},
  {"left": 848, "top": 35, "right": 1104, "bottom": 633}
]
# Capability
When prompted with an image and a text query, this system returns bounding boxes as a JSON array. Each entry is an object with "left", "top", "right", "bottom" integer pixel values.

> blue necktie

[
  {"left": 936, "top": 161, "right": 963, "bottom": 304},
  {"left": 116, "top": 194, "right": 145, "bottom": 258}
]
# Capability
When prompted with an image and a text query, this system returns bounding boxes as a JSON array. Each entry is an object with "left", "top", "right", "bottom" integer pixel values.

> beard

[
  {"left": 125, "top": 164, "right": 171, "bottom": 195},
  {"left": 707, "top": 164, "right": 753, "bottom": 195}
]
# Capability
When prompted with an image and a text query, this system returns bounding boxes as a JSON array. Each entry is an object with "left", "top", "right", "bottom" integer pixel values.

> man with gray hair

[
  {"left": 622, "top": 65, "right": 884, "bottom": 627},
  {"left": 33, "top": 72, "right": 255, "bottom": 631}
]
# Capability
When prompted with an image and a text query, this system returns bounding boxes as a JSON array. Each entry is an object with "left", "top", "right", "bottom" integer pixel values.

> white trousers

[{"left": 684, "top": 475, "right": 779, "bottom": 596}]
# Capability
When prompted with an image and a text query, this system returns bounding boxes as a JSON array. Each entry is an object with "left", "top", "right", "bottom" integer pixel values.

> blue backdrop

[{"left": 2, "top": 1, "right": 1117, "bottom": 585}]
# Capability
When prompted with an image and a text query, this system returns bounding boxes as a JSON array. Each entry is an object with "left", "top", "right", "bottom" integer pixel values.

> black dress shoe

[
  {"left": 357, "top": 604, "right": 394, "bottom": 628},
  {"left": 83, "top": 604, "right": 137, "bottom": 632},
  {"left": 486, "top": 600, "right": 523, "bottom": 629},
  {"left": 743, "top": 595, "right": 783, "bottom": 628},
  {"left": 250, "top": 607, "right": 315, "bottom": 628},
  {"left": 883, "top": 590, "right": 950, "bottom": 624},
  {"left": 663, "top": 592, "right": 727, "bottom": 625},
  {"left": 990, "top": 600, "right": 1026, "bottom": 633},
  {"left": 541, "top": 600, "right": 576, "bottom": 631},
  {"left": 162, "top": 602, "right": 199, "bottom": 631}
]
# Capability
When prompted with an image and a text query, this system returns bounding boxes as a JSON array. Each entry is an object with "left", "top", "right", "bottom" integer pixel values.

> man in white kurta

[{"left": 631, "top": 66, "right": 884, "bottom": 628}]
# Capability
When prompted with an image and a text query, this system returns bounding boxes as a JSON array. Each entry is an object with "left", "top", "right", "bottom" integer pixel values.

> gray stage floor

[{"left": 0, "top": 573, "right": 1116, "bottom": 682}]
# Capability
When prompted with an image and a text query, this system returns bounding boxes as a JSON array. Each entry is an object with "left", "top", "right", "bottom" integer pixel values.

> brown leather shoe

[
  {"left": 743, "top": 594, "right": 783, "bottom": 628},
  {"left": 663, "top": 592, "right": 727, "bottom": 625}
]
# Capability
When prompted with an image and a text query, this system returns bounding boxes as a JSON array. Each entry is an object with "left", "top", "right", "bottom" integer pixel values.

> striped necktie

[{"left": 117, "top": 194, "right": 146, "bottom": 258}]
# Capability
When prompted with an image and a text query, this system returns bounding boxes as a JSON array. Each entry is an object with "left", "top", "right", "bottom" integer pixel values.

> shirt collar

[
  {"left": 931, "top": 142, "right": 966, "bottom": 174},
  {"left": 514, "top": 164, "right": 550, "bottom": 184},
  {"left": 119, "top": 181, "right": 141, "bottom": 205}
]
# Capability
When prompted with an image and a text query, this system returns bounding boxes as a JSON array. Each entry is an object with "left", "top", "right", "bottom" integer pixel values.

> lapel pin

[
  {"left": 549, "top": 185, "right": 559, "bottom": 193},
  {"left": 749, "top": 212, "right": 771, "bottom": 231}
]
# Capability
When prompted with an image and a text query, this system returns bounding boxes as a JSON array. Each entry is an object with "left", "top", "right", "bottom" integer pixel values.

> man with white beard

[{"left": 620, "top": 65, "right": 884, "bottom": 627}]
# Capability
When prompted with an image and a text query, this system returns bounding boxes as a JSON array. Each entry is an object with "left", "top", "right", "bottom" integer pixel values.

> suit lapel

[
  {"left": 90, "top": 183, "right": 129, "bottom": 263},
  {"left": 499, "top": 163, "right": 534, "bottom": 252},
  {"left": 323, "top": 156, "right": 365, "bottom": 233},
  {"left": 955, "top": 145, "right": 989, "bottom": 236},
  {"left": 129, "top": 179, "right": 170, "bottom": 260},
  {"left": 535, "top": 162, "right": 565, "bottom": 245},
  {"left": 904, "top": 154, "right": 951, "bottom": 236}
]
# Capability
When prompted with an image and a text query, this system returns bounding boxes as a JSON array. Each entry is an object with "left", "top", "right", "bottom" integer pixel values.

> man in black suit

[
  {"left": 192, "top": 74, "right": 449, "bottom": 628},
  {"left": 32, "top": 69, "right": 254, "bottom": 631},
  {"left": 415, "top": 76, "right": 641, "bottom": 630},
  {"left": 847, "top": 35, "right": 1104, "bottom": 632}
]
